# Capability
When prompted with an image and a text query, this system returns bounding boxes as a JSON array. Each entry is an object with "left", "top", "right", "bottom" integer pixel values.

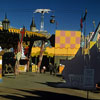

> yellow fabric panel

[
  {"left": 65, "top": 31, "right": 71, "bottom": 37},
  {"left": 55, "top": 30, "right": 81, "bottom": 49},
  {"left": 75, "top": 31, "right": 81, "bottom": 37},
  {"left": 31, "top": 47, "right": 55, "bottom": 57},
  {"left": 31, "top": 53, "right": 40, "bottom": 57},
  {"left": 8, "top": 28, "right": 20, "bottom": 33},
  {"left": 70, "top": 37, "right": 76, "bottom": 44},
  {"left": 89, "top": 41, "right": 96, "bottom": 49},
  {"left": 31, "top": 47, "right": 79, "bottom": 57},
  {"left": 45, "top": 47, "right": 55, "bottom": 54},
  {"left": 29, "top": 32, "right": 31, "bottom": 36},
  {"left": 54, "top": 48, "right": 79, "bottom": 56},
  {"left": 0, "top": 26, "right": 47, "bottom": 37},
  {"left": 55, "top": 30, "right": 81, "bottom": 56},
  {"left": 67, "top": 48, "right": 78, "bottom": 56},
  {"left": 45, "top": 47, "right": 79, "bottom": 56},
  {"left": 55, "top": 43, "right": 60, "bottom": 48},
  {"left": 56, "top": 30, "right": 61, "bottom": 36},
  {"left": 25, "top": 31, "right": 46, "bottom": 37},
  {"left": 55, "top": 48, "right": 67, "bottom": 55},
  {"left": 60, "top": 37, "right": 65, "bottom": 44},
  {"left": 65, "top": 44, "right": 70, "bottom": 48},
  {"left": 75, "top": 44, "right": 80, "bottom": 48},
  {"left": 31, "top": 47, "right": 40, "bottom": 54}
]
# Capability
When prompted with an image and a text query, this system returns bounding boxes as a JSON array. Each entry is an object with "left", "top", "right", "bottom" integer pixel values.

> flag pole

[
  {"left": 84, "top": 8, "right": 87, "bottom": 68},
  {"left": 80, "top": 16, "right": 83, "bottom": 55}
]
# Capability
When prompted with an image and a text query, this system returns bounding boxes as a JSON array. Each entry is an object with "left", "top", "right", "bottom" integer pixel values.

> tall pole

[
  {"left": 34, "top": 9, "right": 51, "bottom": 32},
  {"left": 40, "top": 12, "right": 44, "bottom": 31},
  {"left": 84, "top": 8, "right": 87, "bottom": 68},
  {"left": 84, "top": 17, "right": 86, "bottom": 68},
  {"left": 37, "top": 41, "right": 45, "bottom": 72}
]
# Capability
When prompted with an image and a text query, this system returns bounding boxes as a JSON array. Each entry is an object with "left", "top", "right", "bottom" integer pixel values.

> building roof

[
  {"left": 30, "top": 17, "right": 36, "bottom": 27},
  {"left": 2, "top": 14, "right": 10, "bottom": 23}
]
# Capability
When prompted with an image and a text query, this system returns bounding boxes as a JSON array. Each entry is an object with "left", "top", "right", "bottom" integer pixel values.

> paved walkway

[{"left": 0, "top": 72, "right": 100, "bottom": 100}]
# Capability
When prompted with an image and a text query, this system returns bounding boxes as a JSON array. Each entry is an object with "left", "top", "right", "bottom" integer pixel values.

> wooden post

[
  {"left": 37, "top": 41, "right": 45, "bottom": 72},
  {"left": 87, "top": 91, "right": 89, "bottom": 99},
  {"left": 15, "top": 52, "right": 21, "bottom": 75},
  {"left": 27, "top": 59, "right": 29, "bottom": 72}
]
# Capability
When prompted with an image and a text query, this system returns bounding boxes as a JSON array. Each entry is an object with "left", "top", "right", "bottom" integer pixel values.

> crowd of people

[{"left": 3, "top": 61, "right": 59, "bottom": 76}]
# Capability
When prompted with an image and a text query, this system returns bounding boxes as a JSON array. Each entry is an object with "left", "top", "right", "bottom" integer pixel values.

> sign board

[
  {"left": 18, "top": 65, "right": 27, "bottom": 72},
  {"left": 32, "top": 65, "right": 38, "bottom": 72},
  {"left": 83, "top": 68, "right": 94, "bottom": 89}
]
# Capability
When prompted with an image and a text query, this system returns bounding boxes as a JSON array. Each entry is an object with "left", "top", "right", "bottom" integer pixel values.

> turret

[
  {"left": 30, "top": 17, "right": 38, "bottom": 32},
  {"left": 2, "top": 14, "right": 10, "bottom": 31}
]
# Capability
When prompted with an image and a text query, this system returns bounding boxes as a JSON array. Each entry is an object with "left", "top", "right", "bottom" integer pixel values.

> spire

[
  {"left": 5, "top": 13, "right": 7, "bottom": 19},
  {"left": 30, "top": 16, "right": 36, "bottom": 27},
  {"left": 2, "top": 13, "right": 10, "bottom": 31},
  {"left": 2, "top": 13, "right": 10, "bottom": 23},
  {"left": 30, "top": 16, "right": 38, "bottom": 32}
]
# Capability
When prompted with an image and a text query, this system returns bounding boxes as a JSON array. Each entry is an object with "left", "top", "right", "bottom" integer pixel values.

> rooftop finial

[{"left": 5, "top": 13, "right": 7, "bottom": 19}]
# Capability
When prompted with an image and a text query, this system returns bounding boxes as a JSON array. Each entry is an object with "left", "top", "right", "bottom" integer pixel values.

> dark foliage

[{"left": 48, "top": 34, "right": 55, "bottom": 47}]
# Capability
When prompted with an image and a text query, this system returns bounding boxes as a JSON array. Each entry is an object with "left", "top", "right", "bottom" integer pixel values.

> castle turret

[
  {"left": 30, "top": 17, "right": 38, "bottom": 32},
  {"left": 2, "top": 14, "right": 10, "bottom": 31}
]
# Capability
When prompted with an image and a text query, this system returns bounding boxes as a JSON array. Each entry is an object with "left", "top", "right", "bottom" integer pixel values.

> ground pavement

[{"left": 0, "top": 72, "right": 100, "bottom": 100}]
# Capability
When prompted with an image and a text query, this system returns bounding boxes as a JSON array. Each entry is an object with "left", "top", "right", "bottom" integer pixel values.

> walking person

[
  {"left": 54, "top": 63, "right": 58, "bottom": 75},
  {"left": 43, "top": 66, "right": 46, "bottom": 74},
  {"left": 48, "top": 63, "right": 53, "bottom": 75}
]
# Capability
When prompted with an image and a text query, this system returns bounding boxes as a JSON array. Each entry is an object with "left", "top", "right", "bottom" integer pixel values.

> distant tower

[
  {"left": 30, "top": 17, "right": 38, "bottom": 32},
  {"left": 2, "top": 14, "right": 10, "bottom": 31}
]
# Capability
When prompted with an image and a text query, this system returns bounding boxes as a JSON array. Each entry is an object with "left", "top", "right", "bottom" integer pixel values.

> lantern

[{"left": 50, "top": 15, "right": 55, "bottom": 24}]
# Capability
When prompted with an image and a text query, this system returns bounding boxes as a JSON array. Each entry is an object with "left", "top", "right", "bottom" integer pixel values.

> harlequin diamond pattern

[{"left": 55, "top": 30, "right": 81, "bottom": 49}]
